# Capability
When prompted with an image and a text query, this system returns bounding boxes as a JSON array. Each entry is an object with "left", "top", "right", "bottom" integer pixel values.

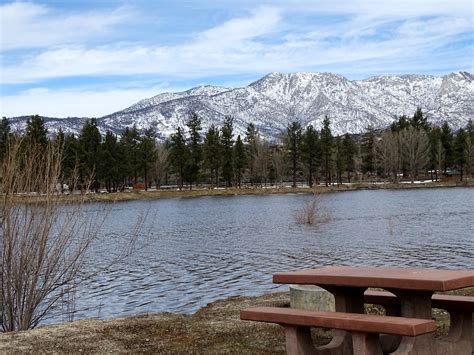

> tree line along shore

[{"left": 1, "top": 108, "right": 472, "bottom": 195}]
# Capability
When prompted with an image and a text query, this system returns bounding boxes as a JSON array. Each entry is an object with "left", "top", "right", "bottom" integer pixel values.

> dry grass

[
  {"left": 1, "top": 288, "right": 472, "bottom": 353},
  {"left": 13, "top": 180, "right": 471, "bottom": 205}
]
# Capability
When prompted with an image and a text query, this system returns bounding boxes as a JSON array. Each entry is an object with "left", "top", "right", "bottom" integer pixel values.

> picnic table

[{"left": 273, "top": 266, "right": 474, "bottom": 354}]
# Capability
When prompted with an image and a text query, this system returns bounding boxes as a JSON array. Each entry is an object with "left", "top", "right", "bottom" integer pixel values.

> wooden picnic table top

[{"left": 273, "top": 266, "right": 474, "bottom": 292}]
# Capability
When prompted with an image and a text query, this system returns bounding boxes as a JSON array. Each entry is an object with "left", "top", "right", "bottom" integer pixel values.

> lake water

[{"left": 54, "top": 187, "right": 474, "bottom": 324}]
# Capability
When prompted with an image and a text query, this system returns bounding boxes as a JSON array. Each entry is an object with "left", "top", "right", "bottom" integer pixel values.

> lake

[{"left": 55, "top": 187, "right": 474, "bottom": 324}]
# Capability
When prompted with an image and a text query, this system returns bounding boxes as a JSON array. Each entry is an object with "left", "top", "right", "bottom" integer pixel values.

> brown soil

[{"left": 1, "top": 288, "right": 472, "bottom": 354}]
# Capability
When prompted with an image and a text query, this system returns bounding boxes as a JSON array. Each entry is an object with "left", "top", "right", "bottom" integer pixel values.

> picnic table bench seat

[
  {"left": 364, "top": 290, "right": 473, "bottom": 353},
  {"left": 240, "top": 306, "right": 436, "bottom": 355},
  {"left": 363, "top": 290, "right": 474, "bottom": 312}
]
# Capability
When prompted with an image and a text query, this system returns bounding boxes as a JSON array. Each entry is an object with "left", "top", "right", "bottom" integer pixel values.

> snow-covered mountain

[{"left": 9, "top": 71, "right": 474, "bottom": 139}]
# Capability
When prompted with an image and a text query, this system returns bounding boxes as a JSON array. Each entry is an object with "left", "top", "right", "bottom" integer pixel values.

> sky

[{"left": 1, "top": 0, "right": 473, "bottom": 118}]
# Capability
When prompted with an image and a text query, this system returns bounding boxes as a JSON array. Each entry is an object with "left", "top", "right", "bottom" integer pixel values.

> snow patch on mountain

[{"left": 9, "top": 72, "right": 473, "bottom": 139}]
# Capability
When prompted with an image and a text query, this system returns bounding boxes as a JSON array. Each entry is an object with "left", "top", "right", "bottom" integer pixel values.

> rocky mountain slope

[{"left": 9, "top": 71, "right": 473, "bottom": 139}]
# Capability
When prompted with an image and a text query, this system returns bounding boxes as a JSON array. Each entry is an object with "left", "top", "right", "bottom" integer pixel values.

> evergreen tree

[
  {"left": 390, "top": 115, "right": 410, "bottom": 132},
  {"left": 25, "top": 115, "right": 48, "bottom": 150},
  {"left": 221, "top": 116, "right": 234, "bottom": 187},
  {"left": 121, "top": 126, "right": 140, "bottom": 185},
  {"left": 341, "top": 133, "right": 356, "bottom": 182},
  {"left": 78, "top": 118, "right": 102, "bottom": 191},
  {"left": 0, "top": 117, "right": 11, "bottom": 161},
  {"left": 440, "top": 122, "right": 454, "bottom": 173},
  {"left": 465, "top": 119, "right": 474, "bottom": 178},
  {"left": 361, "top": 125, "right": 376, "bottom": 176},
  {"left": 428, "top": 127, "right": 443, "bottom": 181},
  {"left": 234, "top": 135, "right": 246, "bottom": 188},
  {"left": 185, "top": 112, "right": 202, "bottom": 189},
  {"left": 245, "top": 123, "right": 258, "bottom": 185},
  {"left": 285, "top": 121, "right": 302, "bottom": 188},
  {"left": 63, "top": 134, "right": 79, "bottom": 191},
  {"left": 301, "top": 125, "right": 319, "bottom": 187},
  {"left": 454, "top": 128, "right": 468, "bottom": 181},
  {"left": 410, "top": 107, "right": 429, "bottom": 131},
  {"left": 100, "top": 131, "right": 120, "bottom": 192},
  {"left": 320, "top": 116, "right": 333, "bottom": 186},
  {"left": 203, "top": 125, "right": 221, "bottom": 187},
  {"left": 168, "top": 127, "right": 187, "bottom": 189},
  {"left": 333, "top": 137, "right": 343, "bottom": 184},
  {"left": 138, "top": 128, "right": 157, "bottom": 190}
]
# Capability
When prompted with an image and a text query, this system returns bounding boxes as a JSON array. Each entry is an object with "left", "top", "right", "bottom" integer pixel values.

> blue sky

[{"left": 1, "top": 0, "right": 473, "bottom": 117}]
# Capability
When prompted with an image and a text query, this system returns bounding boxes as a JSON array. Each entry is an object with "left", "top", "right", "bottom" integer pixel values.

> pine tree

[
  {"left": 334, "top": 136, "right": 344, "bottom": 184},
  {"left": 185, "top": 112, "right": 202, "bottom": 189},
  {"left": 454, "top": 128, "right": 468, "bottom": 181},
  {"left": 234, "top": 135, "right": 246, "bottom": 188},
  {"left": 203, "top": 125, "right": 221, "bottom": 187},
  {"left": 361, "top": 125, "right": 376, "bottom": 176},
  {"left": 410, "top": 107, "right": 429, "bottom": 131},
  {"left": 0, "top": 117, "right": 11, "bottom": 161},
  {"left": 138, "top": 128, "right": 157, "bottom": 190},
  {"left": 285, "top": 121, "right": 302, "bottom": 188},
  {"left": 221, "top": 116, "right": 234, "bottom": 187},
  {"left": 440, "top": 122, "right": 454, "bottom": 173},
  {"left": 320, "top": 116, "right": 333, "bottom": 186},
  {"left": 342, "top": 133, "right": 356, "bottom": 182},
  {"left": 25, "top": 115, "right": 48, "bottom": 151},
  {"left": 465, "top": 119, "right": 474, "bottom": 178},
  {"left": 63, "top": 134, "right": 79, "bottom": 191},
  {"left": 245, "top": 123, "right": 258, "bottom": 185},
  {"left": 168, "top": 127, "right": 187, "bottom": 189},
  {"left": 78, "top": 118, "right": 102, "bottom": 191},
  {"left": 390, "top": 115, "right": 410, "bottom": 132},
  {"left": 121, "top": 126, "right": 140, "bottom": 185},
  {"left": 100, "top": 131, "right": 120, "bottom": 192},
  {"left": 301, "top": 125, "right": 319, "bottom": 187},
  {"left": 428, "top": 127, "right": 443, "bottom": 181}
]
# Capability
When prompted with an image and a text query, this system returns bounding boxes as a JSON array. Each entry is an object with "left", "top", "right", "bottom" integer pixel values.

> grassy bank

[
  {"left": 7, "top": 180, "right": 473, "bottom": 205},
  {"left": 1, "top": 288, "right": 472, "bottom": 353},
  {"left": 39, "top": 179, "right": 473, "bottom": 203}
]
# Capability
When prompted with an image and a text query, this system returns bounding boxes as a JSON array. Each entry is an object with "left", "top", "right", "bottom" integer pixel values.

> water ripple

[{"left": 46, "top": 188, "right": 474, "bottom": 325}]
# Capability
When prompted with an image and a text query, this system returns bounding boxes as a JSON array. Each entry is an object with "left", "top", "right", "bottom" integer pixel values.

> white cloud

[
  {"left": 280, "top": 0, "right": 473, "bottom": 18},
  {"left": 1, "top": 1, "right": 473, "bottom": 117},
  {"left": 0, "top": 85, "right": 186, "bottom": 117},
  {"left": 0, "top": 2, "right": 134, "bottom": 50},
  {"left": 2, "top": 5, "right": 471, "bottom": 85}
]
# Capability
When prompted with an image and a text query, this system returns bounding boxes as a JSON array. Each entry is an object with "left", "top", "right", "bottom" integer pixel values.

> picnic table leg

[
  {"left": 436, "top": 310, "right": 472, "bottom": 355},
  {"left": 388, "top": 290, "right": 435, "bottom": 355},
  {"left": 284, "top": 325, "right": 317, "bottom": 355},
  {"left": 315, "top": 286, "right": 367, "bottom": 355},
  {"left": 379, "top": 303, "right": 401, "bottom": 353},
  {"left": 351, "top": 332, "right": 383, "bottom": 355}
]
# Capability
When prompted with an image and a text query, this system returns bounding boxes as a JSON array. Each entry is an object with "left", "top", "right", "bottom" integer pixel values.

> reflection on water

[{"left": 52, "top": 188, "right": 474, "bottom": 324}]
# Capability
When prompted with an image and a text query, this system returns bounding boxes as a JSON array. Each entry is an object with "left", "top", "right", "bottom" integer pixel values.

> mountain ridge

[{"left": 8, "top": 71, "right": 473, "bottom": 139}]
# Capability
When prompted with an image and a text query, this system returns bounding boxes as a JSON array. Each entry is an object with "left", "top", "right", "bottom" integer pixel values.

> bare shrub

[
  {"left": 0, "top": 138, "right": 143, "bottom": 331},
  {"left": 295, "top": 193, "right": 331, "bottom": 225}
]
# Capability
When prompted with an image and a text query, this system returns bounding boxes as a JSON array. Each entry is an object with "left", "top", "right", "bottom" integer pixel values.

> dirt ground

[
  {"left": 0, "top": 292, "right": 291, "bottom": 354},
  {"left": 1, "top": 288, "right": 472, "bottom": 354}
]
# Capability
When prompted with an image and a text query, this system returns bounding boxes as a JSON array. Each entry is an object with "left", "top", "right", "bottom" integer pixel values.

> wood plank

[
  {"left": 273, "top": 267, "right": 474, "bottom": 291},
  {"left": 364, "top": 290, "right": 474, "bottom": 312},
  {"left": 240, "top": 307, "right": 437, "bottom": 337}
]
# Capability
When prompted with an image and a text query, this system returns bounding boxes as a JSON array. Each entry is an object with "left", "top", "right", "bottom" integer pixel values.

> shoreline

[
  {"left": 4, "top": 180, "right": 472, "bottom": 205},
  {"left": 74, "top": 180, "right": 474, "bottom": 203},
  {"left": 1, "top": 288, "right": 471, "bottom": 353}
]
